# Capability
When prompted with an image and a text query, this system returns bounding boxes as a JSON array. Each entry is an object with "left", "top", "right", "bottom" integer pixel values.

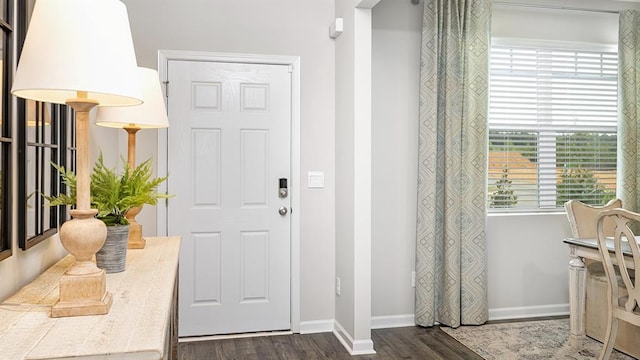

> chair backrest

[
  {"left": 595, "top": 208, "right": 640, "bottom": 320},
  {"left": 564, "top": 198, "right": 623, "bottom": 238}
]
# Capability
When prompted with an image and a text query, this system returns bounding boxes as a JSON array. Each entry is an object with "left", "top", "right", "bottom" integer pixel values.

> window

[
  {"left": 0, "top": 0, "right": 12, "bottom": 261},
  {"left": 487, "top": 45, "right": 618, "bottom": 211},
  {"left": 18, "top": 102, "right": 72, "bottom": 249}
]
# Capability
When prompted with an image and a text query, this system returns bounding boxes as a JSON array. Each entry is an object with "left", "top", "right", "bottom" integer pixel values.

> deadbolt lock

[{"left": 279, "top": 178, "right": 288, "bottom": 198}]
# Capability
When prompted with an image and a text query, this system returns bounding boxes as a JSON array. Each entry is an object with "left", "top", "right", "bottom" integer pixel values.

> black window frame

[
  {"left": 0, "top": 0, "right": 13, "bottom": 261},
  {"left": 18, "top": 102, "right": 72, "bottom": 249}
]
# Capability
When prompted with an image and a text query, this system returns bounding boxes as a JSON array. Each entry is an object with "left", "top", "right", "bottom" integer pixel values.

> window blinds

[{"left": 488, "top": 46, "right": 618, "bottom": 211}]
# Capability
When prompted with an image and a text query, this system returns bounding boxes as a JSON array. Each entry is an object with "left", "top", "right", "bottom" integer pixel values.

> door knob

[{"left": 279, "top": 206, "right": 288, "bottom": 216}]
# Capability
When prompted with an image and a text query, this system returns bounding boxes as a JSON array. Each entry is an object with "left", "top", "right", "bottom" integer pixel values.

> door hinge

[
  {"left": 163, "top": 81, "right": 169, "bottom": 97},
  {"left": 288, "top": 65, "right": 294, "bottom": 73}
]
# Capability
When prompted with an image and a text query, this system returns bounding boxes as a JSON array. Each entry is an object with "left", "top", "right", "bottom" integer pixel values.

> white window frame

[{"left": 487, "top": 38, "right": 618, "bottom": 212}]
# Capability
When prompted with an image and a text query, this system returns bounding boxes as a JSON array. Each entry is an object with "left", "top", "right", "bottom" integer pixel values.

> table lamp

[
  {"left": 95, "top": 67, "right": 169, "bottom": 249},
  {"left": 11, "top": 0, "right": 142, "bottom": 317}
]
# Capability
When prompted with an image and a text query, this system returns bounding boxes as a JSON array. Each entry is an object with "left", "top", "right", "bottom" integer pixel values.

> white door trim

[{"left": 156, "top": 50, "right": 301, "bottom": 333}]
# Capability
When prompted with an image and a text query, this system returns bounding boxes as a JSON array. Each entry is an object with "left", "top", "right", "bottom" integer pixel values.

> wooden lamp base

[
  {"left": 52, "top": 206, "right": 112, "bottom": 318},
  {"left": 52, "top": 271, "right": 113, "bottom": 317},
  {"left": 127, "top": 222, "right": 145, "bottom": 249},
  {"left": 126, "top": 206, "right": 145, "bottom": 249}
]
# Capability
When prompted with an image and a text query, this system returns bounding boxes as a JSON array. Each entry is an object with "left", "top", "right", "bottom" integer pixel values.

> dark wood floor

[{"left": 178, "top": 325, "right": 483, "bottom": 360}]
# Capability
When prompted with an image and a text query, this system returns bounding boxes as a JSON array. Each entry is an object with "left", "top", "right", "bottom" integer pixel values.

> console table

[{"left": 0, "top": 236, "right": 180, "bottom": 360}]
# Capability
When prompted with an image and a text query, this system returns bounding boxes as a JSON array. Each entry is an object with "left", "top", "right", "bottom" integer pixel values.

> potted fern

[
  {"left": 48, "top": 153, "right": 169, "bottom": 273},
  {"left": 119, "top": 156, "right": 170, "bottom": 249}
]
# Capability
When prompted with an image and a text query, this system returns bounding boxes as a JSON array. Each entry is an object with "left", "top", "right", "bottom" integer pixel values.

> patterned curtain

[
  {"left": 619, "top": 10, "right": 640, "bottom": 212},
  {"left": 415, "top": 0, "right": 490, "bottom": 328}
]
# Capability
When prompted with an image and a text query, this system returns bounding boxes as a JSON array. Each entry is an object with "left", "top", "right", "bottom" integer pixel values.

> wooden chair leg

[{"left": 599, "top": 317, "right": 618, "bottom": 360}]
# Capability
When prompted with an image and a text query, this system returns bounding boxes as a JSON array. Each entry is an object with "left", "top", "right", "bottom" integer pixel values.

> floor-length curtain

[
  {"left": 415, "top": 0, "right": 490, "bottom": 328},
  {"left": 619, "top": 10, "right": 640, "bottom": 212}
]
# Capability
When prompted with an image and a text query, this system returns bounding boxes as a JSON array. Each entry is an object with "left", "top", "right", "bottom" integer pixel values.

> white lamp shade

[
  {"left": 95, "top": 67, "right": 169, "bottom": 129},
  {"left": 11, "top": 0, "right": 142, "bottom": 106},
  {"left": 0, "top": 60, "right": 49, "bottom": 126}
]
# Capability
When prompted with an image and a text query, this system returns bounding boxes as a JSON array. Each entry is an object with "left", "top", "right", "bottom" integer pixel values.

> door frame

[{"left": 156, "top": 50, "right": 301, "bottom": 333}]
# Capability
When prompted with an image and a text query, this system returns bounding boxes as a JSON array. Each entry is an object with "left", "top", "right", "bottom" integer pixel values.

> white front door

[{"left": 167, "top": 60, "right": 292, "bottom": 337}]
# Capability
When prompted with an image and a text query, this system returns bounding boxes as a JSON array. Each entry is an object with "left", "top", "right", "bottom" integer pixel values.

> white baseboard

[
  {"left": 303, "top": 304, "right": 568, "bottom": 331},
  {"left": 371, "top": 314, "right": 415, "bottom": 329},
  {"left": 299, "top": 319, "right": 334, "bottom": 334},
  {"left": 366, "top": 305, "right": 568, "bottom": 327},
  {"left": 488, "top": 303, "right": 569, "bottom": 320},
  {"left": 352, "top": 339, "right": 376, "bottom": 355},
  {"left": 333, "top": 320, "right": 376, "bottom": 355}
]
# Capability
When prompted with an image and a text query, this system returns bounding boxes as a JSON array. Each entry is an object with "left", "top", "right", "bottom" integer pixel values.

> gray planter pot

[{"left": 96, "top": 224, "right": 130, "bottom": 273}]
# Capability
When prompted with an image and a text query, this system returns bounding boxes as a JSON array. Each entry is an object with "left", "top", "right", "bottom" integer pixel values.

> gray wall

[
  {"left": 371, "top": 0, "right": 420, "bottom": 320},
  {"left": 335, "top": 0, "right": 357, "bottom": 337}
]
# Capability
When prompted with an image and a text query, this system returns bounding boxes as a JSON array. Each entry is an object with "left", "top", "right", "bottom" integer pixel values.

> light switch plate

[{"left": 308, "top": 171, "right": 324, "bottom": 188}]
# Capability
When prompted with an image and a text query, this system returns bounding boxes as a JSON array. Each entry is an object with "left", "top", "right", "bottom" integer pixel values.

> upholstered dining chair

[
  {"left": 564, "top": 199, "right": 639, "bottom": 356},
  {"left": 595, "top": 208, "right": 640, "bottom": 360}
]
